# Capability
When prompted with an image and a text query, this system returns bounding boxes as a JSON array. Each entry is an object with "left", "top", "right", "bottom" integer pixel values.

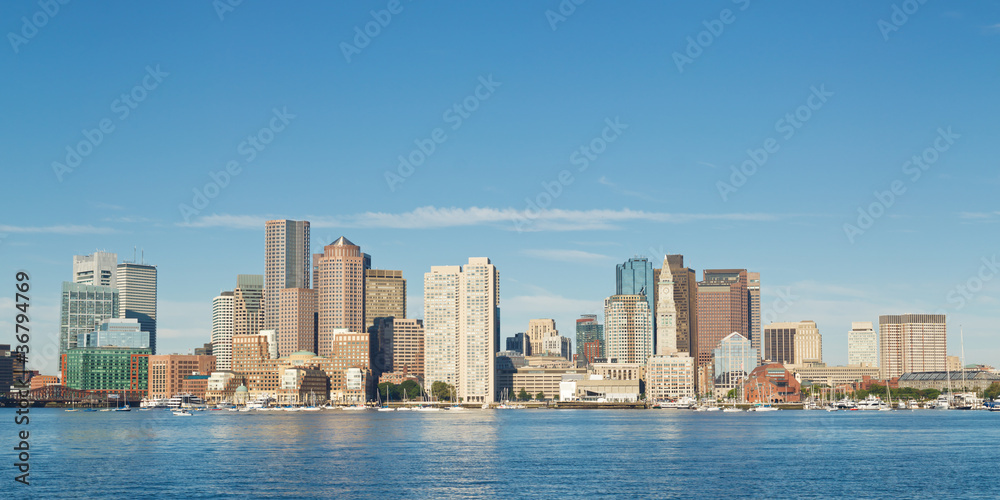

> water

[{"left": 6, "top": 408, "right": 998, "bottom": 499}]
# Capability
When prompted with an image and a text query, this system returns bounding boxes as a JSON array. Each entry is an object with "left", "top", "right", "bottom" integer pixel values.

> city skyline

[{"left": 3, "top": 3, "right": 999, "bottom": 377}]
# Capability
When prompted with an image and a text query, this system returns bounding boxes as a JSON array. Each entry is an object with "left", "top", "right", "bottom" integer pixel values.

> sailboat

[
  {"left": 378, "top": 385, "right": 395, "bottom": 411},
  {"left": 113, "top": 391, "right": 131, "bottom": 411}
]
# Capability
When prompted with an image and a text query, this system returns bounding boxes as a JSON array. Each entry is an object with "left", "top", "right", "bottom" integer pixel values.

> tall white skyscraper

[
  {"left": 423, "top": 258, "right": 500, "bottom": 403},
  {"left": 655, "top": 256, "right": 678, "bottom": 355},
  {"left": 117, "top": 262, "right": 157, "bottom": 353},
  {"left": 73, "top": 251, "right": 118, "bottom": 287},
  {"left": 847, "top": 321, "right": 878, "bottom": 367},
  {"left": 212, "top": 291, "right": 235, "bottom": 370},
  {"left": 604, "top": 294, "right": 653, "bottom": 365},
  {"left": 264, "top": 219, "right": 311, "bottom": 331}
]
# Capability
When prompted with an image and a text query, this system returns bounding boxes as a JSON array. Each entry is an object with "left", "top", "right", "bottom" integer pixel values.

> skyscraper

[
  {"left": 879, "top": 314, "right": 946, "bottom": 379},
  {"left": 655, "top": 256, "right": 678, "bottom": 355},
  {"left": 575, "top": 314, "right": 604, "bottom": 361},
  {"left": 264, "top": 219, "right": 311, "bottom": 331},
  {"left": 748, "top": 272, "right": 761, "bottom": 361},
  {"left": 696, "top": 269, "right": 748, "bottom": 367},
  {"left": 211, "top": 291, "right": 234, "bottom": 370},
  {"left": 116, "top": 261, "right": 157, "bottom": 354},
  {"left": 761, "top": 320, "right": 821, "bottom": 367},
  {"left": 73, "top": 251, "right": 117, "bottom": 287},
  {"left": 848, "top": 321, "right": 878, "bottom": 367},
  {"left": 506, "top": 332, "right": 526, "bottom": 354},
  {"left": 59, "top": 282, "right": 119, "bottom": 355},
  {"left": 233, "top": 274, "right": 264, "bottom": 337},
  {"left": 604, "top": 294, "right": 653, "bottom": 365},
  {"left": 792, "top": 320, "right": 822, "bottom": 367},
  {"left": 665, "top": 255, "right": 698, "bottom": 356},
  {"left": 376, "top": 318, "right": 425, "bottom": 377},
  {"left": 526, "top": 318, "right": 557, "bottom": 356},
  {"left": 77, "top": 318, "right": 150, "bottom": 349},
  {"left": 316, "top": 236, "right": 368, "bottom": 356},
  {"left": 423, "top": 258, "right": 500, "bottom": 403},
  {"left": 364, "top": 269, "right": 406, "bottom": 331},
  {"left": 277, "top": 287, "right": 317, "bottom": 356},
  {"left": 616, "top": 257, "right": 656, "bottom": 342}
]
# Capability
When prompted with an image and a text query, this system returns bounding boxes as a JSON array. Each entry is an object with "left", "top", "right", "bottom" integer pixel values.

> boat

[
  {"left": 172, "top": 410, "right": 193, "bottom": 416},
  {"left": 342, "top": 404, "right": 369, "bottom": 411},
  {"left": 722, "top": 407, "right": 743, "bottom": 413},
  {"left": 414, "top": 406, "right": 441, "bottom": 412}
]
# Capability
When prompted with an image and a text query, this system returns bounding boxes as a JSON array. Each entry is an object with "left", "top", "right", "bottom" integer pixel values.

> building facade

[
  {"left": 59, "top": 282, "right": 119, "bottom": 356},
  {"left": 713, "top": 332, "right": 758, "bottom": 398},
  {"left": 389, "top": 318, "right": 425, "bottom": 378},
  {"left": 148, "top": 354, "right": 216, "bottom": 399},
  {"left": 879, "top": 314, "right": 947, "bottom": 379},
  {"left": 77, "top": 318, "right": 150, "bottom": 349},
  {"left": 575, "top": 314, "right": 604, "bottom": 361},
  {"left": 506, "top": 332, "right": 526, "bottom": 354},
  {"left": 116, "top": 261, "right": 157, "bottom": 353},
  {"left": 604, "top": 295, "right": 653, "bottom": 365},
  {"left": 233, "top": 274, "right": 264, "bottom": 338},
  {"left": 617, "top": 257, "right": 656, "bottom": 339},
  {"left": 696, "top": 269, "right": 748, "bottom": 367},
  {"left": 423, "top": 265, "right": 461, "bottom": 393},
  {"left": 655, "top": 256, "right": 678, "bottom": 355},
  {"left": 666, "top": 255, "right": 698, "bottom": 356},
  {"left": 646, "top": 353, "right": 695, "bottom": 401},
  {"left": 316, "top": 236, "right": 368, "bottom": 355},
  {"left": 277, "top": 287, "right": 317, "bottom": 357},
  {"left": 73, "top": 251, "right": 117, "bottom": 287},
  {"left": 64, "top": 347, "right": 150, "bottom": 400},
  {"left": 264, "top": 219, "right": 311, "bottom": 331},
  {"left": 526, "top": 319, "right": 558, "bottom": 357},
  {"left": 742, "top": 363, "right": 800, "bottom": 403},
  {"left": 848, "top": 321, "right": 878, "bottom": 367},
  {"left": 364, "top": 269, "right": 406, "bottom": 331},
  {"left": 211, "top": 291, "right": 235, "bottom": 370}
]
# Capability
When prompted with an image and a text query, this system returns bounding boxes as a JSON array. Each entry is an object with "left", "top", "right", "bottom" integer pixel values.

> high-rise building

[
  {"left": 59, "top": 282, "right": 119, "bottom": 356},
  {"left": 748, "top": 272, "right": 761, "bottom": 361},
  {"left": 264, "top": 219, "right": 311, "bottom": 331},
  {"left": 604, "top": 294, "right": 653, "bottom": 365},
  {"left": 526, "top": 319, "right": 558, "bottom": 357},
  {"left": 713, "top": 332, "right": 758, "bottom": 397},
  {"left": 316, "top": 236, "right": 368, "bottom": 356},
  {"left": 617, "top": 257, "right": 656, "bottom": 341},
  {"left": 423, "top": 258, "right": 500, "bottom": 403},
  {"left": 575, "top": 315, "right": 604, "bottom": 361},
  {"left": 277, "top": 288, "right": 317, "bottom": 356},
  {"left": 646, "top": 353, "right": 695, "bottom": 401},
  {"left": 211, "top": 291, "right": 234, "bottom": 370},
  {"left": 664, "top": 255, "right": 698, "bottom": 356},
  {"left": 848, "top": 321, "right": 878, "bottom": 367},
  {"left": 761, "top": 320, "right": 821, "bottom": 367},
  {"left": 506, "top": 332, "right": 526, "bottom": 354},
  {"left": 389, "top": 318, "right": 425, "bottom": 378},
  {"left": 696, "top": 269, "right": 748, "bottom": 367},
  {"left": 364, "top": 269, "right": 406, "bottom": 331},
  {"left": 655, "top": 257, "right": 678, "bottom": 355},
  {"left": 77, "top": 318, "right": 150, "bottom": 349},
  {"left": 792, "top": 320, "right": 822, "bottom": 367},
  {"left": 542, "top": 335, "right": 572, "bottom": 360},
  {"left": 879, "top": 314, "right": 946, "bottom": 379},
  {"left": 116, "top": 261, "right": 157, "bottom": 353},
  {"left": 233, "top": 274, "right": 264, "bottom": 338},
  {"left": 148, "top": 354, "right": 216, "bottom": 399},
  {"left": 73, "top": 251, "right": 117, "bottom": 287}
]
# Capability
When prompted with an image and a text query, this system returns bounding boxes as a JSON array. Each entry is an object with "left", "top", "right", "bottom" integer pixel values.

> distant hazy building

[
  {"left": 542, "top": 335, "right": 572, "bottom": 360},
  {"left": 604, "top": 294, "right": 653, "bottom": 365},
  {"left": 655, "top": 256, "right": 678, "bottom": 355},
  {"left": 73, "top": 251, "right": 117, "bottom": 287},
  {"left": 211, "top": 291, "right": 235, "bottom": 370},
  {"left": 364, "top": 269, "right": 406, "bottom": 331},
  {"left": 506, "top": 332, "right": 526, "bottom": 355},
  {"left": 713, "top": 332, "right": 758, "bottom": 398},
  {"left": 526, "top": 319, "right": 558, "bottom": 357},
  {"left": 617, "top": 257, "right": 656, "bottom": 338},
  {"left": 264, "top": 219, "right": 311, "bottom": 331},
  {"left": 646, "top": 353, "right": 695, "bottom": 401},
  {"left": 847, "top": 321, "right": 878, "bottom": 367},
  {"left": 116, "top": 261, "right": 157, "bottom": 353},
  {"left": 233, "top": 274, "right": 264, "bottom": 338},
  {"left": 575, "top": 315, "right": 604, "bottom": 361},
  {"left": 59, "top": 282, "right": 119, "bottom": 356},
  {"left": 148, "top": 354, "right": 216, "bottom": 399},
  {"left": 879, "top": 314, "right": 946, "bottom": 379},
  {"left": 696, "top": 269, "right": 749, "bottom": 367},
  {"left": 277, "top": 288, "right": 317, "bottom": 357},
  {"left": 194, "top": 343, "right": 213, "bottom": 356},
  {"left": 316, "top": 236, "right": 368, "bottom": 356},
  {"left": 77, "top": 318, "right": 150, "bottom": 349},
  {"left": 423, "top": 258, "right": 499, "bottom": 403}
]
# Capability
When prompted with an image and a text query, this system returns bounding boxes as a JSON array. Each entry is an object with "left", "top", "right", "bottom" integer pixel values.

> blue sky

[{"left": 2, "top": 1, "right": 999, "bottom": 376}]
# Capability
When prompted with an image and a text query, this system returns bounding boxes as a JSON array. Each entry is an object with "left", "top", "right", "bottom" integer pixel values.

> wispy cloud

[
  {"left": 0, "top": 224, "right": 116, "bottom": 235},
  {"left": 92, "top": 202, "right": 125, "bottom": 210},
  {"left": 598, "top": 176, "right": 659, "bottom": 202},
  {"left": 959, "top": 211, "right": 1000, "bottom": 222},
  {"left": 985, "top": 22, "right": 1000, "bottom": 34},
  {"left": 102, "top": 216, "right": 156, "bottom": 223},
  {"left": 179, "top": 206, "right": 787, "bottom": 232},
  {"left": 521, "top": 249, "right": 614, "bottom": 264}
]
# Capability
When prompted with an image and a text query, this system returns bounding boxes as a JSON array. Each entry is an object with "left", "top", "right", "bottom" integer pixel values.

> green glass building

[{"left": 64, "top": 347, "right": 150, "bottom": 394}]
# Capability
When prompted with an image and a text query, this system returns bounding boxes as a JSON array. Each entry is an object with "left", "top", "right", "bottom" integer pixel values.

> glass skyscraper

[
  {"left": 59, "top": 282, "right": 119, "bottom": 355},
  {"left": 575, "top": 314, "right": 604, "bottom": 361},
  {"left": 616, "top": 257, "right": 655, "bottom": 333}
]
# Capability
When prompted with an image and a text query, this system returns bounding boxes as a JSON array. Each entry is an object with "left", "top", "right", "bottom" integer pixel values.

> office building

[
  {"left": 663, "top": 255, "right": 699, "bottom": 355},
  {"left": 277, "top": 288, "right": 317, "bottom": 357},
  {"left": 617, "top": 257, "right": 656, "bottom": 339},
  {"left": 655, "top": 256, "right": 678, "bottom": 355},
  {"left": 712, "top": 332, "right": 758, "bottom": 398},
  {"left": 64, "top": 346, "right": 150, "bottom": 400},
  {"left": 77, "top": 318, "right": 150, "bottom": 349},
  {"left": 264, "top": 219, "right": 311, "bottom": 331},
  {"left": 73, "top": 251, "right": 117, "bottom": 287},
  {"left": 0, "top": 345, "right": 14, "bottom": 392},
  {"left": 59, "top": 282, "right": 119, "bottom": 356},
  {"left": 316, "top": 236, "right": 368, "bottom": 356},
  {"left": 364, "top": 269, "right": 406, "bottom": 331},
  {"left": 389, "top": 318, "right": 425, "bottom": 378},
  {"left": 233, "top": 274, "right": 264, "bottom": 338},
  {"left": 696, "top": 269, "right": 748, "bottom": 367},
  {"left": 116, "top": 261, "right": 157, "bottom": 353},
  {"left": 791, "top": 364, "right": 881, "bottom": 387},
  {"left": 506, "top": 332, "right": 526, "bottom": 354},
  {"left": 423, "top": 258, "right": 500, "bottom": 403},
  {"left": 526, "top": 319, "right": 558, "bottom": 357},
  {"left": 748, "top": 272, "right": 761, "bottom": 360},
  {"left": 148, "top": 354, "right": 216, "bottom": 399},
  {"left": 848, "top": 321, "right": 878, "bottom": 367},
  {"left": 793, "top": 321, "right": 822, "bottom": 367},
  {"left": 603, "top": 295, "right": 653, "bottom": 365},
  {"left": 194, "top": 343, "right": 213, "bottom": 356},
  {"left": 646, "top": 353, "right": 695, "bottom": 401},
  {"left": 542, "top": 335, "right": 572, "bottom": 360},
  {"left": 211, "top": 291, "right": 235, "bottom": 370},
  {"left": 762, "top": 321, "right": 822, "bottom": 367},
  {"left": 879, "top": 314, "right": 947, "bottom": 379},
  {"left": 575, "top": 314, "right": 604, "bottom": 361}
]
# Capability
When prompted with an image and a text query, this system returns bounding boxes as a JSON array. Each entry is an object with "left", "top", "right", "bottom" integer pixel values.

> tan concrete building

[
  {"left": 526, "top": 319, "right": 557, "bottom": 357},
  {"left": 654, "top": 255, "right": 698, "bottom": 356},
  {"left": 793, "top": 321, "right": 822, "bottom": 367},
  {"left": 574, "top": 379, "right": 641, "bottom": 402},
  {"left": 791, "top": 364, "right": 880, "bottom": 387},
  {"left": 947, "top": 355, "right": 961, "bottom": 373},
  {"left": 762, "top": 321, "right": 822, "bottom": 368},
  {"left": 364, "top": 269, "right": 405, "bottom": 331},
  {"left": 879, "top": 314, "right": 947, "bottom": 379},
  {"left": 604, "top": 295, "right": 653, "bottom": 365},
  {"left": 264, "top": 219, "right": 311, "bottom": 331},
  {"left": 848, "top": 321, "right": 878, "bottom": 367},
  {"left": 148, "top": 354, "right": 216, "bottom": 399},
  {"left": 388, "top": 318, "right": 424, "bottom": 378},
  {"left": 211, "top": 291, "right": 234, "bottom": 370},
  {"left": 278, "top": 287, "right": 317, "bottom": 357},
  {"left": 316, "top": 236, "right": 367, "bottom": 356},
  {"left": 512, "top": 366, "right": 588, "bottom": 399},
  {"left": 646, "top": 353, "right": 695, "bottom": 401},
  {"left": 590, "top": 360, "right": 643, "bottom": 381}
]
